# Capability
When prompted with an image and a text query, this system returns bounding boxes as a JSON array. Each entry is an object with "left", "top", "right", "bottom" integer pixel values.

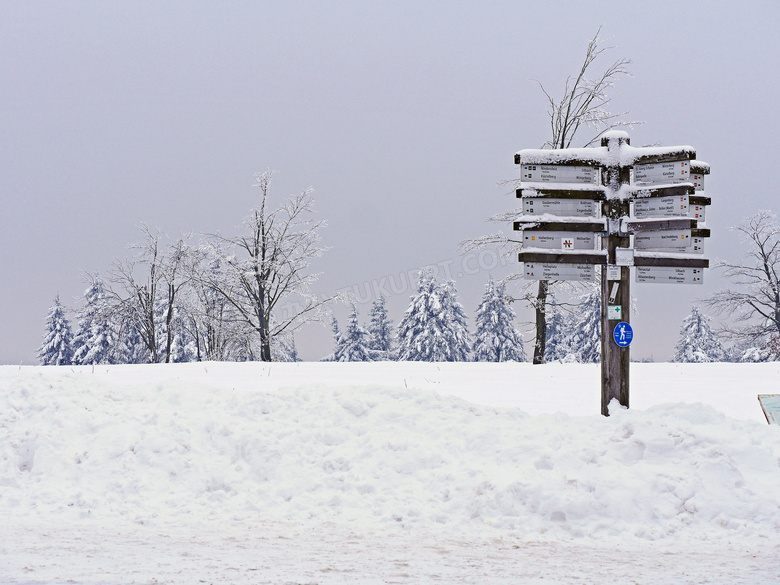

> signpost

[{"left": 514, "top": 132, "right": 711, "bottom": 416}]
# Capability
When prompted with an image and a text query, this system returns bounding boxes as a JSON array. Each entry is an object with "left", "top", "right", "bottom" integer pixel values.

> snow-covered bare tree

[
  {"left": 38, "top": 295, "right": 74, "bottom": 365},
  {"left": 104, "top": 226, "right": 190, "bottom": 363},
  {"left": 367, "top": 296, "right": 394, "bottom": 359},
  {"left": 206, "top": 169, "right": 330, "bottom": 361},
  {"left": 473, "top": 277, "right": 525, "bottom": 362},
  {"left": 672, "top": 306, "right": 725, "bottom": 363},
  {"left": 705, "top": 211, "right": 780, "bottom": 347},
  {"left": 397, "top": 269, "right": 470, "bottom": 362},
  {"left": 181, "top": 244, "right": 243, "bottom": 361},
  {"left": 72, "top": 278, "right": 115, "bottom": 365}
]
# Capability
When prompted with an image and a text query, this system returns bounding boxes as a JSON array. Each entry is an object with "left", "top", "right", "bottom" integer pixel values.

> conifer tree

[
  {"left": 673, "top": 306, "right": 725, "bottom": 363},
  {"left": 397, "top": 269, "right": 470, "bottom": 361},
  {"left": 367, "top": 296, "right": 394, "bottom": 359},
  {"left": 543, "top": 297, "right": 570, "bottom": 362},
  {"left": 72, "top": 278, "right": 115, "bottom": 365},
  {"left": 473, "top": 277, "right": 525, "bottom": 362},
  {"left": 567, "top": 290, "right": 601, "bottom": 363},
  {"left": 335, "top": 306, "right": 373, "bottom": 362},
  {"left": 38, "top": 295, "right": 74, "bottom": 365}
]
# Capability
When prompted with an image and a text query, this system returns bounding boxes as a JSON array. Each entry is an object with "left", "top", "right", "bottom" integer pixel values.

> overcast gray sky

[{"left": 2, "top": 1, "right": 779, "bottom": 364}]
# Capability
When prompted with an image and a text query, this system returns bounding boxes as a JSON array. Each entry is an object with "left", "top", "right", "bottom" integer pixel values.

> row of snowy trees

[
  {"left": 38, "top": 267, "right": 530, "bottom": 365},
  {"left": 328, "top": 271, "right": 526, "bottom": 363}
]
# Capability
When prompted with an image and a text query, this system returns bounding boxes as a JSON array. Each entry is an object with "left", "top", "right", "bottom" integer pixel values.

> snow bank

[{"left": 2, "top": 362, "right": 779, "bottom": 545}]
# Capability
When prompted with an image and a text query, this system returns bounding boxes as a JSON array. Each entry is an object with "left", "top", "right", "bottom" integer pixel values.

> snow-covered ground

[{"left": 2, "top": 361, "right": 780, "bottom": 584}]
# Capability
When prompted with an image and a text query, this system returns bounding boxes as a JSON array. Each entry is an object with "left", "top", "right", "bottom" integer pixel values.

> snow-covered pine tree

[
  {"left": 672, "top": 306, "right": 725, "bottom": 363},
  {"left": 397, "top": 269, "right": 470, "bottom": 361},
  {"left": 271, "top": 332, "right": 300, "bottom": 362},
  {"left": 335, "top": 306, "right": 373, "bottom": 362},
  {"left": 367, "top": 296, "right": 394, "bottom": 359},
  {"left": 473, "top": 277, "right": 526, "bottom": 362},
  {"left": 319, "top": 315, "right": 342, "bottom": 361},
  {"left": 168, "top": 305, "right": 196, "bottom": 363},
  {"left": 567, "top": 290, "right": 601, "bottom": 363},
  {"left": 440, "top": 280, "right": 470, "bottom": 361},
  {"left": 543, "top": 296, "right": 570, "bottom": 362},
  {"left": 72, "top": 278, "right": 115, "bottom": 365},
  {"left": 38, "top": 295, "right": 74, "bottom": 365},
  {"left": 739, "top": 336, "right": 780, "bottom": 362}
]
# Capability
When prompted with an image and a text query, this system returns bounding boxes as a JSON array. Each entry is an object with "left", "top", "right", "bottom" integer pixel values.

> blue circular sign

[{"left": 613, "top": 321, "right": 633, "bottom": 347}]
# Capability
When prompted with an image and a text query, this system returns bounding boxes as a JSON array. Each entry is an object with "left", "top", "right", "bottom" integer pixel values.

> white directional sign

[
  {"left": 521, "top": 164, "right": 599, "bottom": 184},
  {"left": 636, "top": 266, "right": 703, "bottom": 284},
  {"left": 689, "top": 203, "right": 706, "bottom": 222},
  {"left": 634, "top": 230, "right": 692, "bottom": 249},
  {"left": 634, "top": 160, "right": 690, "bottom": 186},
  {"left": 640, "top": 237, "right": 705, "bottom": 255},
  {"left": 524, "top": 262, "right": 595, "bottom": 281},
  {"left": 690, "top": 172, "right": 705, "bottom": 191},
  {"left": 522, "top": 197, "right": 599, "bottom": 217},
  {"left": 523, "top": 231, "right": 597, "bottom": 250},
  {"left": 634, "top": 195, "right": 688, "bottom": 219}
]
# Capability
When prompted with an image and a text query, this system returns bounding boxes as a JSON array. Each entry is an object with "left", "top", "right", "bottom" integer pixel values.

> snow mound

[{"left": 2, "top": 364, "right": 780, "bottom": 543}]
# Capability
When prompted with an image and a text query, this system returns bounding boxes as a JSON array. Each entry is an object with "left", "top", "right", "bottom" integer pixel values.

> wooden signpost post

[{"left": 514, "top": 131, "right": 711, "bottom": 416}]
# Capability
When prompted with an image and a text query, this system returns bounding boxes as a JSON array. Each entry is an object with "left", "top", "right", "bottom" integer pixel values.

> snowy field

[{"left": 2, "top": 361, "right": 780, "bottom": 585}]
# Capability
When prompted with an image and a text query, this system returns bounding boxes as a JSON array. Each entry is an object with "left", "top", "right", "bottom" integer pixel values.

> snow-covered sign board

[
  {"left": 522, "top": 197, "right": 599, "bottom": 217},
  {"left": 523, "top": 231, "right": 596, "bottom": 250},
  {"left": 757, "top": 394, "right": 780, "bottom": 425},
  {"left": 520, "top": 164, "right": 599, "bottom": 184},
  {"left": 634, "top": 230, "right": 692, "bottom": 249},
  {"left": 636, "top": 266, "right": 703, "bottom": 284},
  {"left": 524, "top": 262, "right": 594, "bottom": 281},
  {"left": 634, "top": 195, "right": 688, "bottom": 219},
  {"left": 634, "top": 160, "right": 690, "bottom": 186}
]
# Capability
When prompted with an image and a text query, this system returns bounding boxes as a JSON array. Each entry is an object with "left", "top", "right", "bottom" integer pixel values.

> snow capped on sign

[{"left": 516, "top": 144, "right": 698, "bottom": 168}]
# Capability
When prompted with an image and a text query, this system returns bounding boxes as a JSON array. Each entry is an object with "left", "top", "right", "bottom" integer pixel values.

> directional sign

[
  {"left": 689, "top": 203, "right": 706, "bottom": 222},
  {"left": 690, "top": 172, "right": 705, "bottom": 191},
  {"left": 613, "top": 322, "right": 633, "bottom": 347},
  {"left": 641, "top": 237, "right": 705, "bottom": 255},
  {"left": 524, "top": 262, "right": 595, "bottom": 281},
  {"left": 635, "top": 266, "right": 703, "bottom": 284},
  {"left": 634, "top": 160, "right": 690, "bottom": 186},
  {"left": 521, "top": 164, "right": 599, "bottom": 184},
  {"left": 522, "top": 197, "right": 599, "bottom": 217},
  {"left": 634, "top": 229, "right": 692, "bottom": 249},
  {"left": 523, "top": 231, "right": 596, "bottom": 250},
  {"left": 634, "top": 195, "right": 688, "bottom": 219}
]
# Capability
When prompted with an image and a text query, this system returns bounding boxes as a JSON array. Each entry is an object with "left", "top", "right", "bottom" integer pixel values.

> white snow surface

[{"left": 2, "top": 361, "right": 780, "bottom": 584}]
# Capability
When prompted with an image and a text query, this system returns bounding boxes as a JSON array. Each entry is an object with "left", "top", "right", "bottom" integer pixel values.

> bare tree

[
  {"left": 103, "top": 225, "right": 190, "bottom": 363},
  {"left": 180, "top": 244, "right": 246, "bottom": 361},
  {"left": 704, "top": 211, "right": 780, "bottom": 345},
  {"left": 205, "top": 169, "right": 331, "bottom": 361},
  {"left": 528, "top": 28, "right": 637, "bottom": 363}
]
